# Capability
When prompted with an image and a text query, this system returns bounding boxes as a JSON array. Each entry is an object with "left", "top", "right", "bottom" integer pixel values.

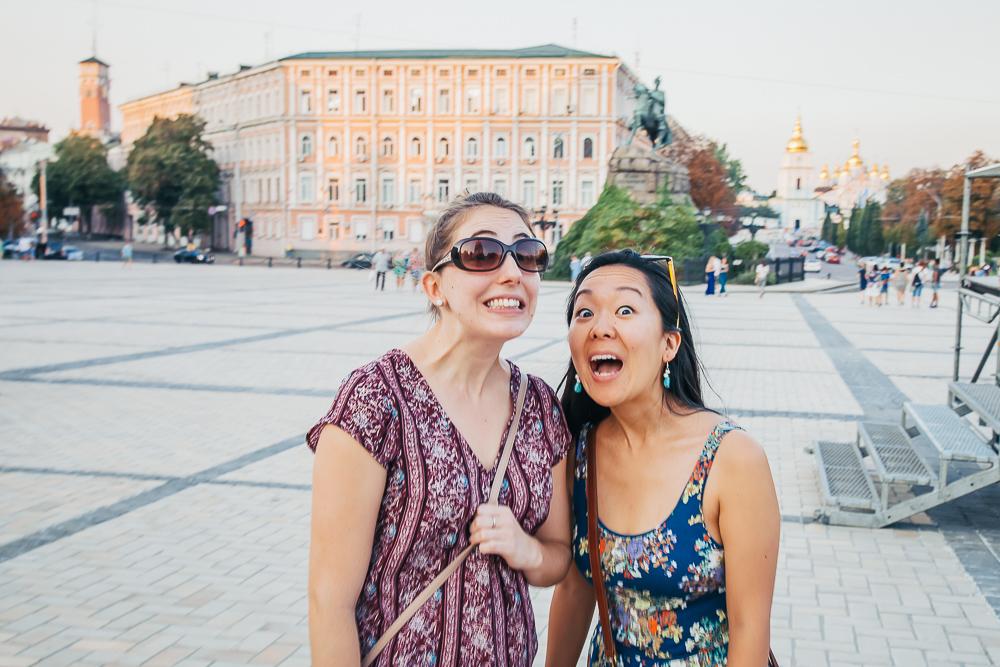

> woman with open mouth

[
  {"left": 546, "top": 249, "right": 780, "bottom": 667},
  {"left": 307, "top": 192, "right": 572, "bottom": 667}
]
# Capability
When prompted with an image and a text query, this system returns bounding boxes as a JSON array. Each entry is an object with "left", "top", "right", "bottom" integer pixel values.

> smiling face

[
  {"left": 424, "top": 206, "right": 540, "bottom": 343},
  {"left": 568, "top": 265, "right": 680, "bottom": 408}
]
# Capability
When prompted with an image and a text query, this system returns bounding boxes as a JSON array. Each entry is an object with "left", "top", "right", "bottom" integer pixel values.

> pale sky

[{"left": 3, "top": 0, "right": 998, "bottom": 192}]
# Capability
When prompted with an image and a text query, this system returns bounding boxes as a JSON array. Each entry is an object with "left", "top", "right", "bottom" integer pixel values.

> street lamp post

[{"left": 531, "top": 206, "right": 560, "bottom": 247}]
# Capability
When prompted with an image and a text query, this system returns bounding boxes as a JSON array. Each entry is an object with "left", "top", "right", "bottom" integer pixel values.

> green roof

[{"left": 281, "top": 44, "right": 612, "bottom": 61}]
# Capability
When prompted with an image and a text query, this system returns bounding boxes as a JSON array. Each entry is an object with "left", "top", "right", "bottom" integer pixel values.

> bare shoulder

[{"left": 712, "top": 427, "right": 772, "bottom": 480}]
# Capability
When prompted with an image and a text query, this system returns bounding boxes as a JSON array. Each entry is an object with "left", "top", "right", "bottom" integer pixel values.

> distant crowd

[
  {"left": 371, "top": 248, "right": 425, "bottom": 291},
  {"left": 859, "top": 260, "right": 945, "bottom": 308}
]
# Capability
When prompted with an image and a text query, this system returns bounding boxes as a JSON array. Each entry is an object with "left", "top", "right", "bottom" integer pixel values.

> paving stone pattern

[{"left": 0, "top": 262, "right": 998, "bottom": 666}]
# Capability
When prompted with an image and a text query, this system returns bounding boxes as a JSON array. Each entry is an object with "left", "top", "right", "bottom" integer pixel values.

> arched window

[
  {"left": 438, "top": 137, "right": 450, "bottom": 158},
  {"left": 410, "top": 136, "right": 422, "bottom": 157},
  {"left": 553, "top": 136, "right": 564, "bottom": 159},
  {"left": 356, "top": 136, "right": 367, "bottom": 157},
  {"left": 582, "top": 137, "right": 594, "bottom": 160},
  {"left": 495, "top": 136, "right": 507, "bottom": 158},
  {"left": 300, "top": 134, "right": 313, "bottom": 157},
  {"left": 382, "top": 136, "right": 394, "bottom": 157},
  {"left": 328, "top": 135, "right": 339, "bottom": 157},
  {"left": 524, "top": 136, "right": 536, "bottom": 159},
  {"left": 466, "top": 137, "right": 478, "bottom": 159}
]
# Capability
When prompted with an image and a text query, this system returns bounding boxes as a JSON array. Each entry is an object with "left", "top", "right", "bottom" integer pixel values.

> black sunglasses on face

[{"left": 431, "top": 237, "right": 549, "bottom": 273}]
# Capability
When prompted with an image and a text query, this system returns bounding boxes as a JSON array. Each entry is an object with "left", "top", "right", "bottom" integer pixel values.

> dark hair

[{"left": 559, "top": 249, "right": 713, "bottom": 438}]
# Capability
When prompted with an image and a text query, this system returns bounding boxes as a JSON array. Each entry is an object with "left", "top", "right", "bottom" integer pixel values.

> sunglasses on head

[
  {"left": 432, "top": 237, "right": 549, "bottom": 273},
  {"left": 639, "top": 254, "right": 682, "bottom": 330}
]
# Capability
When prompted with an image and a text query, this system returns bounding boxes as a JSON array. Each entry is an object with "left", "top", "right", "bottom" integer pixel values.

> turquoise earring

[
  {"left": 574, "top": 378, "right": 583, "bottom": 394},
  {"left": 663, "top": 364, "right": 671, "bottom": 389}
]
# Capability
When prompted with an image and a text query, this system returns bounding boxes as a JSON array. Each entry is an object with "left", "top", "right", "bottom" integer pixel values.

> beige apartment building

[{"left": 120, "top": 45, "right": 642, "bottom": 256}]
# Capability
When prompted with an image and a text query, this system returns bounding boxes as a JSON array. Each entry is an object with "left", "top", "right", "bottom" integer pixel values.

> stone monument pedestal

[{"left": 606, "top": 144, "right": 690, "bottom": 205}]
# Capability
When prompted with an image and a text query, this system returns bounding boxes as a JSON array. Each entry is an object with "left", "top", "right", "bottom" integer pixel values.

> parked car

[
  {"left": 43, "top": 244, "right": 84, "bottom": 260},
  {"left": 1, "top": 240, "right": 17, "bottom": 259},
  {"left": 823, "top": 253, "right": 841, "bottom": 264},
  {"left": 804, "top": 259, "right": 823, "bottom": 273},
  {"left": 340, "top": 252, "right": 373, "bottom": 269},
  {"left": 173, "top": 248, "right": 215, "bottom": 264}
]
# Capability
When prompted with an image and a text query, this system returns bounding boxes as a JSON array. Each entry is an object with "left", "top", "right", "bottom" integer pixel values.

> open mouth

[
  {"left": 589, "top": 353, "right": 624, "bottom": 378},
  {"left": 485, "top": 297, "right": 525, "bottom": 312}
]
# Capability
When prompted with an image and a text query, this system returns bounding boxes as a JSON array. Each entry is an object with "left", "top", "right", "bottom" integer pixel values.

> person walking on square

[
  {"left": 930, "top": 259, "right": 942, "bottom": 308},
  {"left": 570, "top": 255, "right": 583, "bottom": 283},
  {"left": 372, "top": 248, "right": 389, "bottom": 291},
  {"left": 121, "top": 242, "right": 133, "bottom": 268},
  {"left": 546, "top": 250, "right": 779, "bottom": 667},
  {"left": 719, "top": 257, "right": 729, "bottom": 297},
  {"left": 308, "top": 193, "right": 572, "bottom": 667},
  {"left": 858, "top": 261, "right": 868, "bottom": 304},
  {"left": 408, "top": 248, "right": 424, "bottom": 292},
  {"left": 879, "top": 265, "right": 891, "bottom": 306},
  {"left": 892, "top": 265, "right": 907, "bottom": 305},
  {"left": 705, "top": 255, "right": 718, "bottom": 295},
  {"left": 911, "top": 261, "right": 925, "bottom": 307},
  {"left": 755, "top": 260, "right": 770, "bottom": 298},
  {"left": 392, "top": 251, "right": 408, "bottom": 290},
  {"left": 582, "top": 252, "right": 593, "bottom": 269},
  {"left": 866, "top": 267, "right": 881, "bottom": 307}
]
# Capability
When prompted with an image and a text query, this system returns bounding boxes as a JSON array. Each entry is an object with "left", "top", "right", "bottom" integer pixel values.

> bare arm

[
  {"left": 713, "top": 432, "right": 780, "bottom": 667},
  {"left": 309, "top": 424, "right": 387, "bottom": 666},
  {"left": 545, "top": 557, "right": 596, "bottom": 666}
]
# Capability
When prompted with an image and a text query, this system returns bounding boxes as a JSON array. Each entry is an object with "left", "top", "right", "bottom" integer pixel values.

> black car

[
  {"left": 174, "top": 248, "right": 215, "bottom": 264},
  {"left": 341, "top": 252, "right": 373, "bottom": 269}
]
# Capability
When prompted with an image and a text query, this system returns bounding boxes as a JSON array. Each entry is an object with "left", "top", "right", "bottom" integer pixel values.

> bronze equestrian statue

[{"left": 627, "top": 76, "right": 671, "bottom": 149}]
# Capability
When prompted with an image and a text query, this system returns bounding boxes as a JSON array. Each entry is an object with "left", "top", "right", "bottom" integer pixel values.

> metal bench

[
  {"left": 815, "top": 440, "right": 877, "bottom": 512},
  {"left": 949, "top": 381, "right": 1000, "bottom": 436},
  {"left": 902, "top": 403, "right": 998, "bottom": 465}
]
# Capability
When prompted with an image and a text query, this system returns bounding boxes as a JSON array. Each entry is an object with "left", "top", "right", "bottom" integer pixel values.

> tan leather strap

[
  {"left": 361, "top": 366, "right": 528, "bottom": 667},
  {"left": 585, "top": 427, "right": 616, "bottom": 660}
]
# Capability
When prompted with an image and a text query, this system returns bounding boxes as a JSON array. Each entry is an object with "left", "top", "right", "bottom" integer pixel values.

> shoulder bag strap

[
  {"left": 361, "top": 367, "right": 528, "bottom": 667},
  {"left": 585, "top": 427, "right": 616, "bottom": 661}
]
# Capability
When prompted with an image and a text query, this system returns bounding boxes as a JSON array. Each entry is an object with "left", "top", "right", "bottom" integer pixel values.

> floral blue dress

[{"left": 572, "top": 420, "right": 741, "bottom": 666}]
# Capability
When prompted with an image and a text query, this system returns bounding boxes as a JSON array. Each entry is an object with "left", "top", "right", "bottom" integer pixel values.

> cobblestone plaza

[{"left": 1, "top": 261, "right": 999, "bottom": 666}]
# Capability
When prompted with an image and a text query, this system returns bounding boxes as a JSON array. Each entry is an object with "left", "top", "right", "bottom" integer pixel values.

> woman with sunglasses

[
  {"left": 308, "top": 192, "right": 572, "bottom": 667},
  {"left": 546, "top": 250, "right": 779, "bottom": 667}
]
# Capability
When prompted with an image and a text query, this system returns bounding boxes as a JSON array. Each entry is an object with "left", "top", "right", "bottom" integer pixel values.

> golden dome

[
  {"left": 785, "top": 116, "right": 809, "bottom": 153},
  {"left": 819, "top": 164, "right": 830, "bottom": 180},
  {"left": 880, "top": 165, "right": 890, "bottom": 181},
  {"left": 847, "top": 139, "right": 863, "bottom": 169}
]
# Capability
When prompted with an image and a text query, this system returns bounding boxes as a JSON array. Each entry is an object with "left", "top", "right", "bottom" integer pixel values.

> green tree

[
  {"left": 33, "top": 134, "right": 123, "bottom": 235},
  {"left": 846, "top": 207, "right": 863, "bottom": 254},
  {"left": 126, "top": 114, "right": 220, "bottom": 233},
  {"left": 820, "top": 211, "right": 833, "bottom": 244},
  {"left": 915, "top": 210, "right": 930, "bottom": 254},
  {"left": 713, "top": 143, "right": 747, "bottom": 194},
  {"left": 862, "top": 202, "right": 884, "bottom": 256},
  {"left": 0, "top": 168, "right": 25, "bottom": 239}
]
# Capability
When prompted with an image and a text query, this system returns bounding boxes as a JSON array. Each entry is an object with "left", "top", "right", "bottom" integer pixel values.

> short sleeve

[
  {"left": 531, "top": 375, "right": 572, "bottom": 467},
  {"left": 306, "top": 361, "right": 402, "bottom": 468}
]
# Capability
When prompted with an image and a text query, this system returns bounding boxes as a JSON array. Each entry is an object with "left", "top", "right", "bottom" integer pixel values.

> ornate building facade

[{"left": 120, "top": 45, "right": 642, "bottom": 256}]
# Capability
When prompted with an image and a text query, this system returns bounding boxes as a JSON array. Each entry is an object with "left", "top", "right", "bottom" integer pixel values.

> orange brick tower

[{"left": 79, "top": 57, "right": 111, "bottom": 139}]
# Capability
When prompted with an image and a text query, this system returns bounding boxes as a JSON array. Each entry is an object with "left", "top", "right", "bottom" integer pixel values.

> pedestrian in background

[
  {"left": 858, "top": 261, "right": 868, "bottom": 304},
  {"left": 879, "top": 265, "right": 891, "bottom": 306},
  {"left": 408, "top": 248, "right": 424, "bottom": 292},
  {"left": 581, "top": 251, "right": 593, "bottom": 269},
  {"left": 121, "top": 242, "right": 133, "bottom": 268},
  {"left": 569, "top": 255, "right": 582, "bottom": 283},
  {"left": 755, "top": 260, "right": 770, "bottom": 298},
  {"left": 892, "top": 266, "right": 907, "bottom": 305},
  {"left": 719, "top": 257, "right": 729, "bottom": 297},
  {"left": 930, "top": 259, "right": 942, "bottom": 308},
  {"left": 911, "top": 261, "right": 925, "bottom": 307},
  {"left": 705, "top": 255, "right": 719, "bottom": 295},
  {"left": 393, "top": 251, "right": 409, "bottom": 290},
  {"left": 866, "top": 267, "right": 881, "bottom": 306},
  {"left": 372, "top": 248, "right": 389, "bottom": 291}
]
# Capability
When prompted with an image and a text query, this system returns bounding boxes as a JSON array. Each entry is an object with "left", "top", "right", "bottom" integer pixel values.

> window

[
  {"left": 494, "top": 87, "right": 508, "bottom": 114},
  {"left": 553, "top": 136, "right": 564, "bottom": 159},
  {"left": 437, "top": 178, "right": 450, "bottom": 203},
  {"left": 495, "top": 136, "right": 507, "bottom": 159},
  {"left": 552, "top": 88, "right": 567, "bottom": 115},
  {"left": 382, "top": 89, "right": 395, "bottom": 113},
  {"left": 554, "top": 67, "right": 566, "bottom": 77},
  {"left": 354, "top": 68, "right": 366, "bottom": 77},
  {"left": 328, "top": 135, "right": 339, "bottom": 157},
  {"left": 300, "top": 216, "right": 316, "bottom": 241},
  {"left": 354, "top": 178, "right": 367, "bottom": 204},
  {"left": 465, "top": 136, "right": 478, "bottom": 160},
  {"left": 524, "top": 136, "right": 536, "bottom": 159},
  {"left": 408, "top": 178, "right": 422, "bottom": 203},
  {"left": 356, "top": 136, "right": 367, "bottom": 157},
  {"left": 410, "top": 136, "right": 422, "bottom": 157},
  {"left": 581, "top": 87, "right": 597, "bottom": 115},
  {"left": 493, "top": 178, "right": 507, "bottom": 198},
  {"left": 300, "top": 134, "right": 313, "bottom": 158},
  {"left": 522, "top": 180, "right": 536, "bottom": 208},
  {"left": 552, "top": 179, "right": 564, "bottom": 206},
  {"left": 437, "top": 88, "right": 450, "bottom": 113},
  {"left": 796, "top": 177, "right": 802, "bottom": 191},
  {"left": 327, "top": 89, "right": 340, "bottom": 112},
  {"left": 409, "top": 88, "right": 423, "bottom": 112},
  {"left": 465, "top": 87, "right": 480, "bottom": 113},
  {"left": 354, "top": 89, "right": 367, "bottom": 113},
  {"left": 583, "top": 137, "right": 594, "bottom": 159},
  {"left": 300, "top": 173, "right": 315, "bottom": 203},
  {"left": 382, "top": 136, "right": 394, "bottom": 158},
  {"left": 437, "top": 137, "right": 450, "bottom": 158},
  {"left": 328, "top": 178, "right": 340, "bottom": 202},
  {"left": 381, "top": 219, "right": 395, "bottom": 241},
  {"left": 523, "top": 88, "right": 538, "bottom": 114},
  {"left": 410, "top": 68, "right": 421, "bottom": 77},
  {"left": 580, "top": 180, "right": 595, "bottom": 207},
  {"left": 299, "top": 89, "right": 312, "bottom": 113},
  {"left": 465, "top": 177, "right": 479, "bottom": 193},
  {"left": 381, "top": 176, "right": 395, "bottom": 204}
]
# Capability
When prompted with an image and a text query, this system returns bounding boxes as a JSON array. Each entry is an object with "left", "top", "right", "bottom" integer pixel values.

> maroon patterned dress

[{"left": 307, "top": 348, "right": 571, "bottom": 667}]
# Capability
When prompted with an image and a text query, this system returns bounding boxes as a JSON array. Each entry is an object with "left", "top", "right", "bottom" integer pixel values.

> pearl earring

[
  {"left": 663, "top": 363, "right": 671, "bottom": 389},
  {"left": 434, "top": 300, "right": 444, "bottom": 307}
]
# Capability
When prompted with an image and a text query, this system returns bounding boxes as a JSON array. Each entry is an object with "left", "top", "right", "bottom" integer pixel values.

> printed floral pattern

[{"left": 573, "top": 421, "right": 741, "bottom": 666}]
